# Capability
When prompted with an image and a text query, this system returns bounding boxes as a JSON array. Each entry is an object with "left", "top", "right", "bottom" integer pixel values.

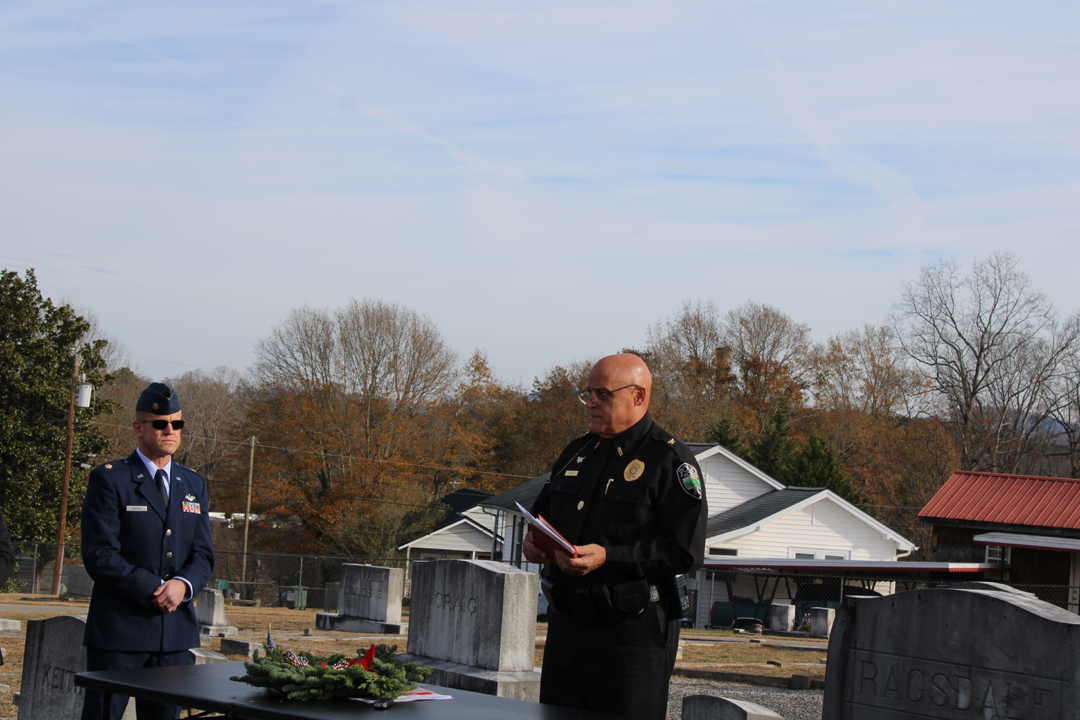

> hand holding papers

[{"left": 516, "top": 502, "right": 578, "bottom": 558}]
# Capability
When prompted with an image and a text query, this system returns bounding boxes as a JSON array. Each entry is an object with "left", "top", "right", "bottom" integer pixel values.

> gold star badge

[
  {"left": 624, "top": 459, "right": 645, "bottom": 482},
  {"left": 152, "top": 402, "right": 159, "bottom": 410}
]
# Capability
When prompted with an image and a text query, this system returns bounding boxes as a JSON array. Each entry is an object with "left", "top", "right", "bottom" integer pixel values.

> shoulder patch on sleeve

[{"left": 677, "top": 463, "right": 702, "bottom": 500}]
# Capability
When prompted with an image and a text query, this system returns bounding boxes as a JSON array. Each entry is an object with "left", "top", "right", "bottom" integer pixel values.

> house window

[
  {"left": 789, "top": 548, "right": 851, "bottom": 561},
  {"left": 985, "top": 545, "right": 1011, "bottom": 564},
  {"left": 709, "top": 547, "right": 738, "bottom": 556}
]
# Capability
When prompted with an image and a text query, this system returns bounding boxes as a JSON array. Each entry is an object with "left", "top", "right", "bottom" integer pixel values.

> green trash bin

[{"left": 214, "top": 579, "right": 229, "bottom": 592}]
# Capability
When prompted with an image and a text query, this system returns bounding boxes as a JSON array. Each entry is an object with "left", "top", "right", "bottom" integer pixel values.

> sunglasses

[{"left": 141, "top": 419, "right": 185, "bottom": 430}]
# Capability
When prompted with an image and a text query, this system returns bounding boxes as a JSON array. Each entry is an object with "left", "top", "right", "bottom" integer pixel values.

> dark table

[{"left": 76, "top": 661, "right": 617, "bottom": 720}]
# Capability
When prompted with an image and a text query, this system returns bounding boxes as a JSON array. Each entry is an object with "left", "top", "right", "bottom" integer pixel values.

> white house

[{"left": 397, "top": 489, "right": 500, "bottom": 561}]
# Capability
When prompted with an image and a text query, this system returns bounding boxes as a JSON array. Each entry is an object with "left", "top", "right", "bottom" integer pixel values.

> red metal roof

[{"left": 919, "top": 471, "right": 1080, "bottom": 529}]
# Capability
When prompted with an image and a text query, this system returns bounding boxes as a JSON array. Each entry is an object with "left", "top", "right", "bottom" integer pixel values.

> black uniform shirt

[{"left": 531, "top": 412, "right": 707, "bottom": 589}]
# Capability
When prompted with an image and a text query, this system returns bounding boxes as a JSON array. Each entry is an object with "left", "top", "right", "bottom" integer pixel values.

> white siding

[
  {"left": 700, "top": 456, "right": 773, "bottom": 516},
  {"left": 409, "top": 521, "right": 492, "bottom": 554},
  {"left": 711, "top": 500, "right": 898, "bottom": 561},
  {"left": 461, "top": 506, "right": 497, "bottom": 533}
]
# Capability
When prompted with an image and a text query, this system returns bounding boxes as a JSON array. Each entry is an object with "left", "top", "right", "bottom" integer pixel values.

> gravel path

[{"left": 666, "top": 678, "right": 823, "bottom": 720}]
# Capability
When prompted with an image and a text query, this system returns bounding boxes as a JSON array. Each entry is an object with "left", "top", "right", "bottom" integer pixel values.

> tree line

[{"left": 3, "top": 251, "right": 1079, "bottom": 560}]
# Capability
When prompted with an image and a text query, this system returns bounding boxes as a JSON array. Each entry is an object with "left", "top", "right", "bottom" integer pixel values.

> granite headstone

[
  {"left": 398, "top": 559, "right": 540, "bottom": 700},
  {"left": 809, "top": 607, "right": 835, "bottom": 637},
  {"left": 62, "top": 566, "right": 94, "bottom": 598},
  {"left": 314, "top": 565, "right": 405, "bottom": 634},
  {"left": 196, "top": 588, "right": 237, "bottom": 637},
  {"left": 823, "top": 584, "right": 1080, "bottom": 719},
  {"left": 18, "top": 616, "right": 134, "bottom": 720},
  {"left": 683, "top": 695, "right": 784, "bottom": 720},
  {"left": 769, "top": 603, "right": 796, "bottom": 633}
]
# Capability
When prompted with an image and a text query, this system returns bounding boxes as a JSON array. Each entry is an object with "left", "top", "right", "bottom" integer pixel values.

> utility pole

[
  {"left": 53, "top": 354, "right": 79, "bottom": 596},
  {"left": 242, "top": 436, "right": 255, "bottom": 583}
]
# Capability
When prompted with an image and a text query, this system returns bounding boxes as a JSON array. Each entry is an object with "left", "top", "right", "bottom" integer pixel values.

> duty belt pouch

[
  {"left": 663, "top": 574, "right": 692, "bottom": 619},
  {"left": 540, "top": 577, "right": 562, "bottom": 615},
  {"left": 612, "top": 578, "right": 650, "bottom": 617}
]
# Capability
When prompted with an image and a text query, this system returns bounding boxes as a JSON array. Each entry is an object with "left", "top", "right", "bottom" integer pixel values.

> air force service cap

[{"left": 136, "top": 382, "right": 181, "bottom": 415}]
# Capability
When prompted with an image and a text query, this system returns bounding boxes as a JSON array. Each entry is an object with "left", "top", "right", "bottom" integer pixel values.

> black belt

[{"left": 542, "top": 578, "right": 661, "bottom": 623}]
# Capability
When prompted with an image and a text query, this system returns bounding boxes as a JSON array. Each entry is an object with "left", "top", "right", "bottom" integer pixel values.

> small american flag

[{"left": 266, "top": 625, "right": 277, "bottom": 653}]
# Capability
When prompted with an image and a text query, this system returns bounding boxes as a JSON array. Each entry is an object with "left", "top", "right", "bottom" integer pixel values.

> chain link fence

[
  {"left": 11, "top": 540, "right": 1078, "bottom": 622},
  {"left": 7, "top": 541, "right": 535, "bottom": 610},
  {"left": 695, "top": 568, "right": 1080, "bottom": 629}
]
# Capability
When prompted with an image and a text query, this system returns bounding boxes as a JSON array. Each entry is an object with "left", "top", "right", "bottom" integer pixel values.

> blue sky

[{"left": 3, "top": 1, "right": 1078, "bottom": 385}]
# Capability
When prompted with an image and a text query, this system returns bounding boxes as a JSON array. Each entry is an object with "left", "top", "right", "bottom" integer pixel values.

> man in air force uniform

[{"left": 80, "top": 382, "right": 215, "bottom": 720}]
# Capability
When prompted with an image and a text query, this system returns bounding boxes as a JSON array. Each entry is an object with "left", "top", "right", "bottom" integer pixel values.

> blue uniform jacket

[{"left": 81, "top": 452, "right": 215, "bottom": 652}]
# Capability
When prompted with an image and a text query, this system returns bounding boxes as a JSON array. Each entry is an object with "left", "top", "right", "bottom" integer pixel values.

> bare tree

[
  {"left": 892, "top": 251, "right": 1079, "bottom": 473},
  {"left": 166, "top": 367, "right": 247, "bottom": 483},
  {"left": 811, "top": 324, "right": 923, "bottom": 419},
  {"left": 644, "top": 299, "right": 731, "bottom": 441},
  {"left": 721, "top": 301, "right": 813, "bottom": 385}
]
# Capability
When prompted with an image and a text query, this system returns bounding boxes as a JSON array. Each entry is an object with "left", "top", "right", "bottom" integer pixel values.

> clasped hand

[
  {"left": 522, "top": 530, "right": 607, "bottom": 577},
  {"left": 151, "top": 578, "right": 187, "bottom": 613}
]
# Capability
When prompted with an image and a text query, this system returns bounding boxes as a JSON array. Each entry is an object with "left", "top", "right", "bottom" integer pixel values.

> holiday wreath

[{"left": 231, "top": 638, "right": 431, "bottom": 702}]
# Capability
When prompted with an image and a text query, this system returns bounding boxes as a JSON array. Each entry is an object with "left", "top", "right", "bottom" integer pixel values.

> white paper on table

[{"left": 352, "top": 689, "right": 453, "bottom": 704}]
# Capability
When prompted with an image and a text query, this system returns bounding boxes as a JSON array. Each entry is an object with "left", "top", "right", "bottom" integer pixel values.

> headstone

[
  {"left": 324, "top": 582, "right": 340, "bottom": 612},
  {"left": 823, "top": 585, "right": 1080, "bottom": 719},
  {"left": 733, "top": 617, "right": 763, "bottom": 633},
  {"left": 18, "top": 616, "right": 134, "bottom": 720},
  {"left": 682, "top": 695, "right": 784, "bottom": 720},
  {"left": 397, "top": 559, "right": 540, "bottom": 701},
  {"left": 315, "top": 565, "right": 406, "bottom": 634},
  {"left": 0, "top": 620, "right": 20, "bottom": 631},
  {"left": 220, "top": 639, "right": 260, "bottom": 657},
  {"left": 62, "top": 566, "right": 94, "bottom": 597},
  {"left": 809, "top": 607, "right": 834, "bottom": 637},
  {"left": 196, "top": 588, "right": 237, "bottom": 637},
  {"left": 188, "top": 648, "right": 228, "bottom": 664},
  {"left": 769, "top": 603, "right": 795, "bottom": 632},
  {"left": 18, "top": 616, "right": 87, "bottom": 720}
]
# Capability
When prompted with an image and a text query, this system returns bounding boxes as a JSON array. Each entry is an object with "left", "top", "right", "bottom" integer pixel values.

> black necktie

[{"left": 155, "top": 469, "right": 168, "bottom": 505}]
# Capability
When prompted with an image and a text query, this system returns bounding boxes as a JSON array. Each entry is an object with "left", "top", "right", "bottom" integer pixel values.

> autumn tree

[
  {"left": 644, "top": 299, "right": 733, "bottom": 442},
  {"left": 510, "top": 361, "right": 594, "bottom": 477},
  {"left": 427, "top": 351, "right": 530, "bottom": 493},
  {"left": 244, "top": 299, "right": 460, "bottom": 557},
  {"left": 892, "top": 251, "right": 1080, "bottom": 473},
  {"left": 0, "top": 269, "right": 115, "bottom": 541},
  {"left": 92, "top": 367, "right": 151, "bottom": 455}
]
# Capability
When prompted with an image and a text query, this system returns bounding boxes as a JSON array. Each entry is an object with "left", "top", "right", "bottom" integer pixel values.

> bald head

[{"left": 584, "top": 353, "right": 652, "bottom": 437}]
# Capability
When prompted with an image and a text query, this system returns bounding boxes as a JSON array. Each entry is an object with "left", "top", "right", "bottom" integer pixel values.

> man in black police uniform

[
  {"left": 523, "top": 353, "right": 707, "bottom": 720},
  {"left": 80, "top": 383, "right": 215, "bottom": 720}
]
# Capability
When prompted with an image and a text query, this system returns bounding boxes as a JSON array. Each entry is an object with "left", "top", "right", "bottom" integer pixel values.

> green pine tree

[
  {"left": 706, "top": 413, "right": 750, "bottom": 460},
  {"left": 750, "top": 399, "right": 796, "bottom": 484},
  {"left": 788, "top": 433, "right": 866, "bottom": 509}
]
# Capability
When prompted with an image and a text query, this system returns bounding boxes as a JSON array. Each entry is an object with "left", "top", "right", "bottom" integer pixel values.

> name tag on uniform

[
  {"left": 126, "top": 505, "right": 148, "bottom": 512},
  {"left": 564, "top": 470, "right": 578, "bottom": 477},
  {"left": 183, "top": 501, "right": 201, "bottom": 514}
]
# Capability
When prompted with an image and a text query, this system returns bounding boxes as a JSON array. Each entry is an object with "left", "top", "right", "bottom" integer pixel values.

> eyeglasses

[
  {"left": 576, "top": 384, "right": 639, "bottom": 405},
  {"left": 140, "top": 419, "right": 185, "bottom": 430}
]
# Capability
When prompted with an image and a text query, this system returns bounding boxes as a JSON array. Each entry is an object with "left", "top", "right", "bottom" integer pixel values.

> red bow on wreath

[{"left": 320, "top": 645, "right": 376, "bottom": 670}]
